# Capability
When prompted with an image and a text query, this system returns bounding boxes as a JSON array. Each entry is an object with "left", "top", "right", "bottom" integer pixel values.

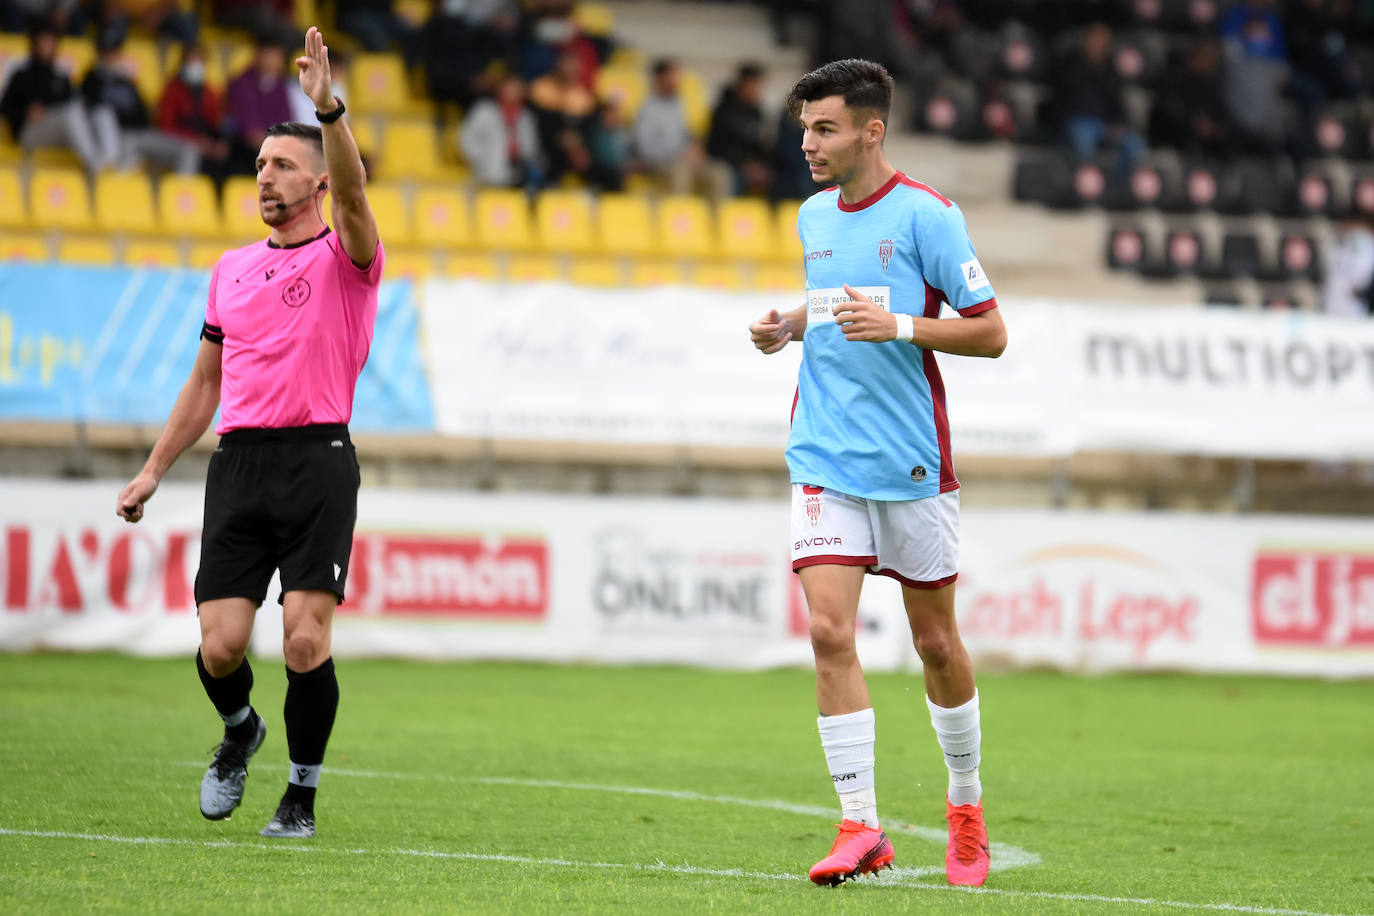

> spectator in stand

[
  {"left": 1320, "top": 214, "right": 1374, "bottom": 317},
  {"left": 1053, "top": 22, "right": 1145, "bottom": 177},
  {"left": 211, "top": 1, "right": 297, "bottom": 51},
  {"left": 771, "top": 105, "right": 812, "bottom": 202},
  {"left": 94, "top": 0, "right": 198, "bottom": 48},
  {"left": 337, "top": 0, "right": 422, "bottom": 61},
  {"left": 528, "top": 49, "right": 596, "bottom": 185},
  {"left": 586, "top": 97, "right": 629, "bottom": 192},
  {"left": 82, "top": 26, "right": 199, "bottom": 173},
  {"left": 460, "top": 72, "right": 543, "bottom": 190},
  {"left": 224, "top": 37, "right": 294, "bottom": 176},
  {"left": 0, "top": 23, "right": 117, "bottom": 171},
  {"left": 1149, "top": 38, "right": 1231, "bottom": 159},
  {"left": 423, "top": 0, "right": 520, "bottom": 109},
  {"left": 1219, "top": 0, "right": 1287, "bottom": 61},
  {"left": 3, "top": 0, "right": 86, "bottom": 34},
  {"left": 518, "top": 0, "right": 600, "bottom": 89},
  {"left": 1220, "top": 11, "right": 1299, "bottom": 161},
  {"left": 706, "top": 62, "right": 774, "bottom": 197},
  {"left": 632, "top": 58, "right": 727, "bottom": 198},
  {"left": 157, "top": 43, "right": 232, "bottom": 184},
  {"left": 1285, "top": 0, "right": 1366, "bottom": 103}
]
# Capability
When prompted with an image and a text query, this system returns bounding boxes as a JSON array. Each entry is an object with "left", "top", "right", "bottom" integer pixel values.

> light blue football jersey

[{"left": 785, "top": 172, "right": 999, "bottom": 501}]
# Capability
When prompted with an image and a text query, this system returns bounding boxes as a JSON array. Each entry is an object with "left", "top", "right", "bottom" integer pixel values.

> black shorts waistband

[{"left": 218, "top": 424, "right": 350, "bottom": 446}]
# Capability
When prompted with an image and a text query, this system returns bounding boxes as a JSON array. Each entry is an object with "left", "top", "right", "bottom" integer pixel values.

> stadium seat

[
  {"left": 56, "top": 235, "right": 117, "bottom": 265},
  {"left": 350, "top": 116, "right": 379, "bottom": 163},
  {"left": 1217, "top": 232, "right": 1262, "bottom": 280},
  {"left": 1276, "top": 233, "right": 1320, "bottom": 283},
  {"left": 506, "top": 254, "right": 564, "bottom": 283},
  {"left": 567, "top": 257, "right": 623, "bottom": 287},
  {"left": 444, "top": 252, "right": 499, "bottom": 280},
  {"left": 348, "top": 52, "right": 424, "bottom": 118},
  {"left": 188, "top": 240, "right": 230, "bottom": 269},
  {"left": 473, "top": 188, "right": 534, "bottom": 251},
  {"left": 677, "top": 68, "right": 711, "bottom": 137},
  {"left": 595, "top": 66, "right": 647, "bottom": 117},
  {"left": 158, "top": 173, "right": 223, "bottom": 238},
  {"left": 1216, "top": 161, "right": 1286, "bottom": 216},
  {"left": 0, "top": 165, "right": 29, "bottom": 228},
  {"left": 715, "top": 198, "right": 774, "bottom": 262},
  {"left": 690, "top": 261, "right": 747, "bottom": 290},
  {"left": 26, "top": 147, "right": 84, "bottom": 169},
  {"left": 655, "top": 195, "right": 717, "bottom": 259},
  {"left": 0, "top": 230, "right": 49, "bottom": 262},
  {"left": 221, "top": 175, "right": 265, "bottom": 239},
  {"left": 1352, "top": 177, "right": 1374, "bottom": 217},
  {"left": 754, "top": 262, "right": 804, "bottom": 292},
  {"left": 123, "top": 238, "right": 183, "bottom": 268},
  {"left": 29, "top": 167, "right": 92, "bottom": 231},
  {"left": 0, "top": 33, "right": 26, "bottom": 78},
  {"left": 629, "top": 258, "right": 687, "bottom": 287},
  {"left": 1163, "top": 228, "right": 1204, "bottom": 277},
  {"left": 572, "top": 2, "right": 616, "bottom": 37},
  {"left": 412, "top": 186, "right": 471, "bottom": 249},
  {"left": 379, "top": 119, "right": 461, "bottom": 182},
  {"left": 121, "top": 36, "right": 166, "bottom": 108},
  {"left": 366, "top": 183, "right": 415, "bottom": 248},
  {"left": 595, "top": 193, "right": 657, "bottom": 257},
  {"left": 1288, "top": 172, "right": 1335, "bottom": 219},
  {"left": 773, "top": 199, "right": 802, "bottom": 263},
  {"left": 94, "top": 171, "right": 158, "bottom": 235},
  {"left": 1106, "top": 224, "right": 1149, "bottom": 272},
  {"left": 534, "top": 190, "right": 595, "bottom": 254},
  {"left": 55, "top": 37, "right": 94, "bottom": 84},
  {"left": 383, "top": 247, "right": 436, "bottom": 282}
]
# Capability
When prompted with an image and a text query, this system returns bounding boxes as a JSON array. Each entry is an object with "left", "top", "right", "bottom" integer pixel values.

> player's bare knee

[
  {"left": 809, "top": 613, "right": 857, "bottom": 659},
  {"left": 913, "top": 629, "right": 954, "bottom": 670}
]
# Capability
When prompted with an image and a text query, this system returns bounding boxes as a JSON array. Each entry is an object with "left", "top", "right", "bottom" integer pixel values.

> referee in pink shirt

[{"left": 116, "top": 27, "right": 383, "bottom": 839}]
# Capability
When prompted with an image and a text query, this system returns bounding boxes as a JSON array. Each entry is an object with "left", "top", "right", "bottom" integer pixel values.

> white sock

[
  {"left": 221, "top": 705, "right": 251, "bottom": 727},
  {"left": 927, "top": 691, "right": 982, "bottom": 807},
  {"left": 288, "top": 762, "right": 322, "bottom": 789},
  {"left": 818, "top": 708, "right": 879, "bottom": 827}
]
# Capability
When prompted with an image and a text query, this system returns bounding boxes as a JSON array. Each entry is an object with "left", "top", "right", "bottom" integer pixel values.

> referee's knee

[{"left": 282, "top": 628, "right": 330, "bottom": 673}]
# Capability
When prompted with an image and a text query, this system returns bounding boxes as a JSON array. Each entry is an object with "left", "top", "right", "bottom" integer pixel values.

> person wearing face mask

[
  {"left": 1320, "top": 215, "right": 1374, "bottom": 318},
  {"left": 157, "top": 43, "right": 231, "bottom": 185},
  {"left": 82, "top": 26, "right": 200, "bottom": 173}
]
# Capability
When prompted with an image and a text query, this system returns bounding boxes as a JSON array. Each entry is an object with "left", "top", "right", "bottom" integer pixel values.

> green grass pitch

[{"left": 1, "top": 653, "right": 1371, "bottom": 914}]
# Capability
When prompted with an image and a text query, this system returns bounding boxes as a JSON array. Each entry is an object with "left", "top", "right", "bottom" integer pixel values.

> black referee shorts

[{"left": 194, "top": 424, "right": 360, "bottom": 607}]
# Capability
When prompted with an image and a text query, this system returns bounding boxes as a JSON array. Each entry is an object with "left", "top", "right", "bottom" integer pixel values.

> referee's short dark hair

[
  {"left": 266, "top": 121, "right": 325, "bottom": 160},
  {"left": 787, "top": 59, "right": 894, "bottom": 125}
]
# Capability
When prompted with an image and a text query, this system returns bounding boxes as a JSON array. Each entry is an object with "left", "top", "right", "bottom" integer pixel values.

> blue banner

[{"left": 0, "top": 263, "right": 434, "bottom": 431}]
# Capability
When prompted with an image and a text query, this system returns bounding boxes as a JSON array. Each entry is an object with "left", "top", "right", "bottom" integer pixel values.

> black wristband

[{"left": 315, "top": 96, "right": 345, "bottom": 124}]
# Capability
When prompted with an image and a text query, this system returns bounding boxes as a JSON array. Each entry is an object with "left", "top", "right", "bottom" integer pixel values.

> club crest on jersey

[
  {"left": 878, "top": 239, "right": 894, "bottom": 271},
  {"left": 802, "top": 484, "right": 824, "bottom": 528},
  {"left": 282, "top": 277, "right": 311, "bottom": 307}
]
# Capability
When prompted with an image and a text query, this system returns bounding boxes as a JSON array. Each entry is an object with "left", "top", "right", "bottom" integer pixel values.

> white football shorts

[{"left": 790, "top": 483, "right": 959, "bottom": 589}]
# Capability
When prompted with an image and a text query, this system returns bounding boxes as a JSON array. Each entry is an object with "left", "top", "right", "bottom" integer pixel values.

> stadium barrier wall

[{"left": 3, "top": 478, "right": 1370, "bottom": 678}]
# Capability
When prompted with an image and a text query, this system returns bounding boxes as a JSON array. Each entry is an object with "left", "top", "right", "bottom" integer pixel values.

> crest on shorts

[
  {"left": 802, "top": 484, "right": 824, "bottom": 528},
  {"left": 878, "top": 239, "right": 894, "bottom": 271}
]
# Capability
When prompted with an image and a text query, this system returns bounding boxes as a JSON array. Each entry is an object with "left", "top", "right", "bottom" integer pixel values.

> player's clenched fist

[
  {"left": 833, "top": 284, "right": 898, "bottom": 342},
  {"left": 750, "top": 308, "right": 793, "bottom": 354}
]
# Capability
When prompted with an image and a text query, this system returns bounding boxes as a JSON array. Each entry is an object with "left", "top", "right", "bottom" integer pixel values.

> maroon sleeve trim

[{"left": 957, "top": 297, "right": 999, "bottom": 317}]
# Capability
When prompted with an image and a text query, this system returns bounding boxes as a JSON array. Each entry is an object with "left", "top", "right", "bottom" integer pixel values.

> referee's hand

[
  {"left": 749, "top": 309, "right": 792, "bottom": 354},
  {"left": 833, "top": 285, "right": 897, "bottom": 342},
  {"left": 116, "top": 473, "right": 158, "bottom": 523}
]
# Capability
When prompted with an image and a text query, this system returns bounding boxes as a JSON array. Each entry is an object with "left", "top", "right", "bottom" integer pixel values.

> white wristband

[{"left": 893, "top": 312, "right": 915, "bottom": 343}]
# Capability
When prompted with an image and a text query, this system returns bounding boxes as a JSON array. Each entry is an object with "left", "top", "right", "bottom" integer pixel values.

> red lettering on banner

[
  {"left": 1077, "top": 581, "right": 1197, "bottom": 660},
  {"left": 347, "top": 534, "right": 548, "bottom": 618},
  {"left": 5, "top": 527, "right": 28, "bottom": 609},
  {"left": 43, "top": 536, "right": 82, "bottom": 612},
  {"left": 1252, "top": 552, "right": 1374, "bottom": 648},
  {"left": 964, "top": 577, "right": 1062, "bottom": 637}
]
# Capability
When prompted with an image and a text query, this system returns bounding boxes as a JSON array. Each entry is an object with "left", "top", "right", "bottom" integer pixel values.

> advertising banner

[
  {"left": 0, "top": 263, "right": 434, "bottom": 431},
  {"left": 2, "top": 479, "right": 1370, "bottom": 678}
]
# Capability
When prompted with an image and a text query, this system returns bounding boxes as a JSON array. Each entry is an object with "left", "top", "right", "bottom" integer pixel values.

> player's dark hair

[
  {"left": 787, "top": 58, "right": 894, "bottom": 125},
  {"left": 265, "top": 121, "right": 325, "bottom": 160},
  {"left": 652, "top": 58, "right": 676, "bottom": 78}
]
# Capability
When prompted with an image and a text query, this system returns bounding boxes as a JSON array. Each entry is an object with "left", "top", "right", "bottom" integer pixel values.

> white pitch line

[{"left": 0, "top": 828, "right": 1362, "bottom": 916}]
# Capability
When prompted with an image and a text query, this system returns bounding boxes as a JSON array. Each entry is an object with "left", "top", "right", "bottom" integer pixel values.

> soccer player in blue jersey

[{"left": 749, "top": 59, "right": 1007, "bottom": 888}]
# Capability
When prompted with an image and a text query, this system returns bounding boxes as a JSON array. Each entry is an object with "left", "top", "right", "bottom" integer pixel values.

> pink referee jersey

[{"left": 202, "top": 228, "right": 384, "bottom": 433}]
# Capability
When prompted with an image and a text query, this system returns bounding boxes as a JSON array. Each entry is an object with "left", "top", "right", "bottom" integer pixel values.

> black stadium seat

[
  {"left": 1012, "top": 154, "right": 1072, "bottom": 206},
  {"left": 1163, "top": 227, "right": 1204, "bottom": 276},
  {"left": 1275, "top": 233, "right": 1320, "bottom": 283},
  {"left": 1106, "top": 223, "right": 1150, "bottom": 271},
  {"left": 1217, "top": 231, "right": 1262, "bottom": 280}
]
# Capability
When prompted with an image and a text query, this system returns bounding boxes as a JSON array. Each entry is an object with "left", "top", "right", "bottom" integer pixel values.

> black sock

[
  {"left": 283, "top": 656, "right": 339, "bottom": 808},
  {"left": 196, "top": 650, "right": 256, "bottom": 742}
]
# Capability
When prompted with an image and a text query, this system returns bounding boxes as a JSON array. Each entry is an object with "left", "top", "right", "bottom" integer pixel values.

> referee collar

[{"left": 268, "top": 227, "right": 332, "bottom": 250}]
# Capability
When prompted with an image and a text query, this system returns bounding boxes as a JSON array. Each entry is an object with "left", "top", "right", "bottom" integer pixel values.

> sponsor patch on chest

[{"left": 807, "top": 286, "right": 891, "bottom": 320}]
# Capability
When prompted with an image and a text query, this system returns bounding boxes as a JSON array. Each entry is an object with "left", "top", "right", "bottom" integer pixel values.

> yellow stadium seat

[
  {"left": 678, "top": 69, "right": 711, "bottom": 137},
  {"left": 378, "top": 119, "right": 461, "bottom": 182},
  {"left": 572, "top": 2, "right": 615, "bottom": 37},
  {"left": 27, "top": 147, "right": 84, "bottom": 169},
  {"left": 444, "top": 252, "right": 499, "bottom": 280},
  {"left": 0, "top": 33, "right": 26, "bottom": 79},
  {"left": 158, "top": 173, "right": 223, "bottom": 238},
  {"left": 220, "top": 39, "right": 255, "bottom": 89},
  {"left": 754, "top": 262, "right": 804, "bottom": 292},
  {"left": 691, "top": 261, "right": 747, "bottom": 290},
  {"left": 774, "top": 199, "right": 803, "bottom": 263},
  {"left": 567, "top": 256, "right": 623, "bottom": 287},
  {"left": 95, "top": 171, "right": 158, "bottom": 235},
  {"left": 57, "top": 235, "right": 117, "bottom": 265},
  {"left": 365, "top": 183, "right": 414, "bottom": 247},
  {"left": 221, "top": 175, "right": 265, "bottom": 239},
  {"left": 473, "top": 188, "right": 533, "bottom": 251},
  {"left": 594, "top": 193, "right": 656, "bottom": 257},
  {"left": 55, "top": 37, "right": 94, "bottom": 84},
  {"left": 715, "top": 198, "right": 775, "bottom": 262},
  {"left": 655, "top": 194, "right": 716, "bottom": 259},
  {"left": 595, "top": 66, "right": 646, "bottom": 117},
  {"left": 412, "top": 186, "right": 471, "bottom": 249},
  {"left": 123, "top": 238, "right": 183, "bottom": 268},
  {"left": 630, "top": 258, "right": 686, "bottom": 287},
  {"left": 29, "top": 167, "right": 91, "bottom": 230},
  {"left": 0, "top": 230, "right": 48, "bottom": 262},
  {"left": 0, "top": 166, "right": 29, "bottom": 228},
  {"left": 350, "top": 116, "right": 378, "bottom": 162},
  {"left": 506, "top": 254, "right": 563, "bottom": 283},
  {"left": 122, "top": 36, "right": 166, "bottom": 107},
  {"left": 534, "top": 190, "right": 595, "bottom": 254},
  {"left": 0, "top": 135, "right": 21, "bottom": 164},
  {"left": 383, "top": 247, "right": 436, "bottom": 282},
  {"left": 348, "top": 53, "right": 423, "bottom": 117},
  {"left": 188, "top": 240, "right": 231, "bottom": 270}
]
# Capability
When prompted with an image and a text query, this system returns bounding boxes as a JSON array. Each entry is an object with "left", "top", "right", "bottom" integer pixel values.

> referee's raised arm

[{"left": 296, "top": 26, "right": 377, "bottom": 268}]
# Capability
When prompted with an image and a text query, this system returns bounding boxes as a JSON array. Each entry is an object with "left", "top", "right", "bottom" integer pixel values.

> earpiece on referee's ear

[{"left": 318, "top": 181, "right": 327, "bottom": 192}]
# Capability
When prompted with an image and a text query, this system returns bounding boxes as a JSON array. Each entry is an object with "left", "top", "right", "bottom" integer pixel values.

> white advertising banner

[
  {"left": 420, "top": 282, "right": 1374, "bottom": 460},
  {"left": 2, "top": 479, "right": 1371, "bottom": 678}
]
